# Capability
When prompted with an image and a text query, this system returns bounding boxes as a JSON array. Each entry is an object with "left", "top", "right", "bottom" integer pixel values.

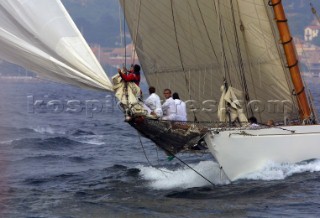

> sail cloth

[
  {"left": 0, "top": 0, "right": 113, "bottom": 91},
  {"left": 120, "top": 0, "right": 300, "bottom": 122},
  {"left": 218, "top": 85, "right": 248, "bottom": 124},
  {"left": 112, "top": 74, "right": 147, "bottom": 116}
]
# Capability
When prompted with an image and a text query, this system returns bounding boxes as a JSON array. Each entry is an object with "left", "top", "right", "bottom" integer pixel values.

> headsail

[
  {"left": 120, "top": 0, "right": 302, "bottom": 123},
  {"left": 0, "top": 0, "right": 113, "bottom": 91}
]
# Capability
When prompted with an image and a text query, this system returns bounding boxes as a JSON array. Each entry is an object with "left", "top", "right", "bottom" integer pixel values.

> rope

[
  {"left": 230, "top": 0, "right": 251, "bottom": 112},
  {"left": 310, "top": 3, "right": 320, "bottom": 24},
  {"left": 136, "top": 131, "right": 171, "bottom": 176},
  {"left": 195, "top": 0, "right": 219, "bottom": 62},
  {"left": 135, "top": 122, "right": 214, "bottom": 186},
  {"left": 256, "top": 122, "right": 295, "bottom": 133},
  {"left": 123, "top": 0, "right": 127, "bottom": 67},
  {"left": 170, "top": 0, "right": 198, "bottom": 122},
  {"left": 137, "top": 132, "right": 153, "bottom": 166},
  {"left": 160, "top": 146, "right": 215, "bottom": 187},
  {"left": 131, "top": 0, "right": 142, "bottom": 65}
]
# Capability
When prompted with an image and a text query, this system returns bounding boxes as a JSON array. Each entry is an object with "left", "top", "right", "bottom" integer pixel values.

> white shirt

[
  {"left": 144, "top": 93, "right": 163, "bottom": 117},
  {"left": 174, "top": 99, "right": 187, "bottom": 121},
  {"left": 161, "top": 97, "right": 176, "bottom": 120}
]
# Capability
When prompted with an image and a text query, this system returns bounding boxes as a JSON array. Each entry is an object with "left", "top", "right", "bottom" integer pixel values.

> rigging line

[
  {"left": 121, "top": 1, "right": 130, "bottom": 111},
  {"left": 170, "top": 0, "right": 197, "bottom": 122},
  {"left": 219, "top": 1, "right": 251, "bottom": 91},
  {"left": 195, "top": 0, "right": 219, "bottom": 61},
  {"left": 119, "top": 2, "right": 123, "bottom": 49},
  {"left": 308, "top": 89, "right": 319, "bottom": 123},
  {"left": 123, "top": 0, "right": 127, "bottom": 67},
  {"left": 137, "top": 131, "right": 153, "bottom": 166},
  {"left": 131, "top": 0, "right": 142, "bottom": 65},
  {"left": 217, "top": 1, "right": 231, "bottom": 83},
  {"left": 234, "top": 0, "right": 259, "bottom": 117},
  {"left": 136, "top": 131, "right": 171, "bottom": 176},
  {"left": 256, "top": 122, "right": 295, "bottom": 133},
  {"left": 310, "top": 3, "right": 320, "bottom": 24},
  {"left": 230, "top": 0, "right": 250, "bottom": 106},
  {"left": 211, "top": 0, "right": 228, "bottom": 82},
  {"left": 160, "top": 146, "right": 215, "bottom": 187},
  {"left": 243, "top": 1, "right": 271, "bottom": 120},
  {"left": 266, "top": 1, "right": 301, "bottom": 119}
]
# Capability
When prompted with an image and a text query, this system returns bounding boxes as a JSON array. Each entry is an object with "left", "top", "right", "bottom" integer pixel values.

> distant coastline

[{"left": 0, "top": 76, "right": 40, "bottom": 82}]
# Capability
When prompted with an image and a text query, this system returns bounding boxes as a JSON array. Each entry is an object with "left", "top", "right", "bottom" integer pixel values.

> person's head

[
  {"left": 149, "top": 86, "right": 156, "bottom": 94},
  {"left": 248, "top": 116, "right": 257, "bottom": 124},
  {"left": 133, "top": 64, "right": 140, "bottom": 73},
  {"left": 266, "top": 119, "right": 275, "bottom": 126},
  {"left": 163, "top": 88, "right": 172, "bottom": 99},
  {"left": 172, "top": 92, "right": 180, "bottom": 100}
]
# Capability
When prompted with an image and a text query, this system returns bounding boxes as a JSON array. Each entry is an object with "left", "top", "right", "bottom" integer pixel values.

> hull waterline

[{"left": 205, "top": 125, "right": 320, "bottom": 181}]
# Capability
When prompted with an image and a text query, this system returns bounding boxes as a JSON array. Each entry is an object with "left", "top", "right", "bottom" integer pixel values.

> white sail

[
  {"left": 0, "top": 0, "right": 113, "bottom": 91},
  {"left": 120, "top": 0, "right": 300, "bottom": 122}
]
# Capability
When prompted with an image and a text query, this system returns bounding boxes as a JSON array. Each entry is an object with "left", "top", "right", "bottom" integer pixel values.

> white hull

[{"left": 205, "top": 125, "right": 320, "bottom": 181}]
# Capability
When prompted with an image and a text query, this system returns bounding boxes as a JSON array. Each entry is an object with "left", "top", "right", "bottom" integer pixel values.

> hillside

[
  {"left": 61, "top": 0, "right": 320, "bottom": 46},
  {"left": 61, "top": 0, "right": 123, "bottom": 47}
]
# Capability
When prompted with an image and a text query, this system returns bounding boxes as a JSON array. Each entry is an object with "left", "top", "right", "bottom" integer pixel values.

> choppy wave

[
  {"left": 137, "top": 159, "right": 320, "bottom": 190},
  {"left": 11, "top": 137, "right": 83, "bottom": 150},
  {"left": 70, "top": 129, "right": 95, "bottom": 136},
  {"left": 137, "top": 161, "right": 229, "bottom": 190},
  {"left": 33, "top": 126, "right": 66, "bottom": 135},
  {"left": 0, "top": 139, "right": 15, "bottom": 144},
  {"left": 72, "top": 135, "right": 105, "bottom": 145},
  {"left": 242, "top": 159, "right": 320, "bottom": 181}
]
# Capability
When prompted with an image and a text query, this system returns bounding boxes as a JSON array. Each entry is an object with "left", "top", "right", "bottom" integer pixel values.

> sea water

[{"left": 1, "top": 77, "right": 320, "bottom": 217}]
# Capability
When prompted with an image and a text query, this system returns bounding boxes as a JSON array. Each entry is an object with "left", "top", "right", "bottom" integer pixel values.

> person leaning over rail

[
  {"left": 144, "top": 86, "right": 163, "bottom": 118},
  {"left": 161, "top": 88, "right": 176, "bottom": 121}
]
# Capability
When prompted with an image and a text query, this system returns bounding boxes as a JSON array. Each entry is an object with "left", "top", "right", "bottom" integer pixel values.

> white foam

[
  {"left": 138, "top": 159, "right": 320, "bottom": 189},
  {"left": 242, "top": 159, "right": 320, "bottom": 181},
  {"left": 74, "top": 135, "right": 105, "bottom": 145},
  {"left": 33, "top": 126, "right": 65, "bottom": 135},
  {"left": 137, "top": 161, "right": 230, "bottom": 190},
  {"left": 0, "top": 139, "right": 14, "bottom": 144}
]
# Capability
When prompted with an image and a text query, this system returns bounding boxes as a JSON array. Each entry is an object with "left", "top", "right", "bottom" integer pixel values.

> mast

[{"left": 269, "top": 0, "right": 311, "bottom": 121}]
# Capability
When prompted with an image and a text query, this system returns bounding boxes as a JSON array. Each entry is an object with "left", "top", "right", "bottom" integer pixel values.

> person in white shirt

[
  {"left": 144, "top": 86, "right": 163, "bottom": 117},
  {"left": 172, "top": 92, "right": 187, "bottom": 121},
  {"left": 161, "top": 88, "right": 176, "bottom": 120}
]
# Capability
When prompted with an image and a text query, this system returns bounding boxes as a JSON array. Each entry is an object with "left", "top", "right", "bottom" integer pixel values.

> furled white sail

[
  {"left": 120, "top": 0, "right": 300, "bottom": 122},
  {"left": 0, "top": 0, "right": 113, "bottom": 91}
]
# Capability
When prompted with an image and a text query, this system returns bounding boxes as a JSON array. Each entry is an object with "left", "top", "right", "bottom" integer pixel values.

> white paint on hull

[{"left": 205, "top": 125, "right": 320, "bottom": 181}]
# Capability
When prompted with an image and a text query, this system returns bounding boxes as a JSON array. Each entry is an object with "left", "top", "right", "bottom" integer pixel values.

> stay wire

[
  {"left": 123, "top": 0, "right": 127, "bottom": 67},
  {"left": 136, "top": 131, "right": 171, "bottom": 176},
  {"left": 136, "top": 130, "right": 214, "bottom": 186},
  {"left": 311, "top": 3, "right": 320, "bottom": 24},
  {"left": 131, "top": 0, "right": 142, "bottom": 65},
  {"left": 170, "top": 0, "right": 198, "bottom": 122},
  {"left": 161, "top": 146, "right": 215, "bottom": 187}
]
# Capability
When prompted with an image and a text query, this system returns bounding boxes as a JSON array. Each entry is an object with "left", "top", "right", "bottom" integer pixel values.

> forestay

[
  {"left": 0, "top": 0, "right": 113, "bottom": 91},
  {"left": 120, "top": 0, "right": 300, "bottom": 122}
]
